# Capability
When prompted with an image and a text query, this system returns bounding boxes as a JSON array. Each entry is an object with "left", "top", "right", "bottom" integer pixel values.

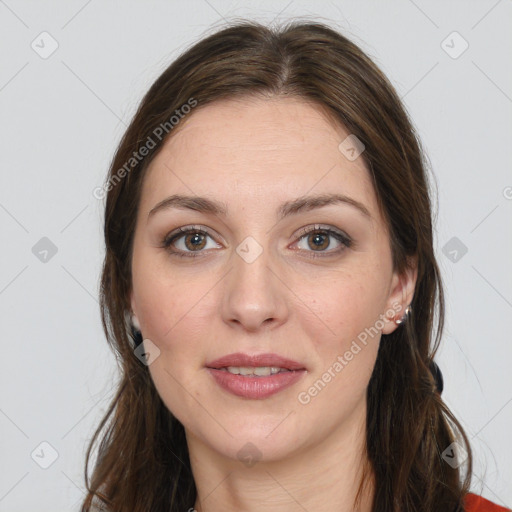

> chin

[{"left": 187, "top": 412, "right": 311, "bottom": 464}]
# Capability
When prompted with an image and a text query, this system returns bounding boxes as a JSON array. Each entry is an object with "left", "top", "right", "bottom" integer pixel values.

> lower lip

[{"left": 207, "top": 368, "right": 306, "bottom": 399}]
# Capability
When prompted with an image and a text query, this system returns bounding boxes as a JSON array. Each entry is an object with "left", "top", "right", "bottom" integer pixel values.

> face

[{"left": 130, "top": 96, "right": 415, "bottom": 464}]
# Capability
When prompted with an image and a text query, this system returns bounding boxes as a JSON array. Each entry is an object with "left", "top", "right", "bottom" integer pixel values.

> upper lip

[{"left": 206, "top": 352, "right": 306, "bottom": 371}]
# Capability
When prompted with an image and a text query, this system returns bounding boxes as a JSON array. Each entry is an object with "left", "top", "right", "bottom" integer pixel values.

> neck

[{"left": 187, "top": 402, "right": 374, "bottom": 512}]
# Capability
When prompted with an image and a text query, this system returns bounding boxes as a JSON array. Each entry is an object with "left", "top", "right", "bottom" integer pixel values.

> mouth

[
  {"left": 206, "top": 352, "right": 307, "bottom": 399},
  {"left": 206, "top": 352, "right": 306, "bottom": 372},
  {"left": 214, "top": 366, "right": 294, "bottom": 376}
]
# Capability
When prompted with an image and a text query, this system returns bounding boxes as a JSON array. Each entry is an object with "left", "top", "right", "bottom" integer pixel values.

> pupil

[
  {"left": 310, "top": 232, "right": 328, "bottom": 250},
  {"left": 187, "top": 233, "right": 205, "bottom": 250}
]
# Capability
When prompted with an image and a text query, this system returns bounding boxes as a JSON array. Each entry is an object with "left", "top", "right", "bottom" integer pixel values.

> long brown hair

[{"left": 82, "top": 20, "right": 473, "bottom": 512}]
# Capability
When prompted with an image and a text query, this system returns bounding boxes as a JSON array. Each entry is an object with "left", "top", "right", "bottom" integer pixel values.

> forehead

[
  {"left": 158, "top": 97, "right": 351, "bottom": 163},
  {"left": 141, "top": 96, "right": 377, "bottom": 218}
]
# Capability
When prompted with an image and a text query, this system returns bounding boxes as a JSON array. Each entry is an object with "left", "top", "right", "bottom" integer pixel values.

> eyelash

[{"left": 161, "top": 224, "right": 352, "bottom": 259}]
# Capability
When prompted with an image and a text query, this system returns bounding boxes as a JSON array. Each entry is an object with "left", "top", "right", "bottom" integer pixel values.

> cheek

[
  {"left": 131, "top": 258, "right": 217, "bottom": 365},
  {"left": 295, "top": 267, "right": 388, "bottom": 351},
  {"left": 291, "top": 265, "right": 388, "bottom": 406},
  {"left": 132, "top": 268, "right": 218, "bottom": 425}
]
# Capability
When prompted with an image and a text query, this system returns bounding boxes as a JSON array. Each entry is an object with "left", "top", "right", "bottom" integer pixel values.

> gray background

[{"left": 0, "top": 1, "right": 511, "bottom": 510}]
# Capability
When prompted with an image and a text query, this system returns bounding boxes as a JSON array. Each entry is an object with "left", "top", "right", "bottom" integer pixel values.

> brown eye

[
  {"left": 163, "top": 226, "right": 220, "bottom": 258},
  {"left": 306, "top": 231, "right": 330, "bottom": 251},
  {"left": 294, "top": 226, "right": 352, "bottom": 258},
  {"left": 183, "top": 232, "right": 207, "bottom": 251}
]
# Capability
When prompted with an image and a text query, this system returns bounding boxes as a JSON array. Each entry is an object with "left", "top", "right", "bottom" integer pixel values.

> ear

[{"left": 381, "top": 256, "right": 417, "bottom": 335}]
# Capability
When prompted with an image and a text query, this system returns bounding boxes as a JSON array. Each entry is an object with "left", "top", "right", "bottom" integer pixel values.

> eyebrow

[{"left": 147, "top": 193, "right": 372, "bottom": 221}]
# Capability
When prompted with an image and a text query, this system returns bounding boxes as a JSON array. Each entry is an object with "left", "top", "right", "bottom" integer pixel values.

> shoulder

[{"left": 465, "top": 493, "right": 511, "bottom": 512}]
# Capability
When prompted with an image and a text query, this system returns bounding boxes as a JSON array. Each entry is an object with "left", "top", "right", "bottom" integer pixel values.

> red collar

[{"left": 465, "top": 493, "right": 511, "bottom": 512}]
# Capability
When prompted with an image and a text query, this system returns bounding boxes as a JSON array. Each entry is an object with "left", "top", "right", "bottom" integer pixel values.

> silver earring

[
  {"left": 131, "top": 314, "right": 141, "bottom": 331},
  {"left": 395, "top": 305, "right": 411, "bottom": 325}
]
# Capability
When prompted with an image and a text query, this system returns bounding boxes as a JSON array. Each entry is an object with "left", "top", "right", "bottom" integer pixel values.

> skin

[{"left": 130, "top": 96, "right": 417, "bottom": 512}]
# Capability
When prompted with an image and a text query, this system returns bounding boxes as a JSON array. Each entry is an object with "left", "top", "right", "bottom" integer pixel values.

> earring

[
  {"left": 130, "top": 314, "right": 143, "bottom": 347},
  {"left": 131, "top": 314, "right": 141, "bottom": 331},
  {"left": 395, "top": 305, "right": 411, "bottom": 325}
]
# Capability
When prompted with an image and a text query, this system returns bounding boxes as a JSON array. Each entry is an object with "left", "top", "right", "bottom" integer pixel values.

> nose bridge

[{"left": 221, "top": 235, "right": 287, "bottom": 331}]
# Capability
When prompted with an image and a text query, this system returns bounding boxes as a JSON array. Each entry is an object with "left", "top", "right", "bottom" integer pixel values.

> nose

[{"left": 221, "top": 243, "right": 288, "bottom": 333}]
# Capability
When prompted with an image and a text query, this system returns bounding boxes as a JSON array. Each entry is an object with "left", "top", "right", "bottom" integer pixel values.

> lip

[
  {"left": 207, "top": 368, "right": 306, "bottom": 399},
  {"left": 206, "top": 352, "right": 306, "bottom": 371},
  {"left": 205, "top": 352, "right": 307, "bottom": 400}
]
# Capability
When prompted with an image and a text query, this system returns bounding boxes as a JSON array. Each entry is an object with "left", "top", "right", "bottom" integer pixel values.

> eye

[
  {"left": 293, "top": 224, "right": 352, "bottom": 258},
  {"left": 162, "top": 226, "right": 221, "bottom": 257},
  {"left": 162, "top": 224, "right": 351, "bottom": 259}
]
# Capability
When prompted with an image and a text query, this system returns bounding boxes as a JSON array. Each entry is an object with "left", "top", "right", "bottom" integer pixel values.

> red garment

[{"left": 465, "top": 493, "right": 511, "bottom": 512}]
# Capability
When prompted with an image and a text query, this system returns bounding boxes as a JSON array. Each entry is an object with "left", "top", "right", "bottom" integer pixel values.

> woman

[{"left": 82, "top": 21, "right": 509, "bottom": 512}]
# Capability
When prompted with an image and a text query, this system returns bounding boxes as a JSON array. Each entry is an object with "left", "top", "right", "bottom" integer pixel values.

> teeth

[{"left": 225, "top": 366, "right": 288, "bottom": 376}]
